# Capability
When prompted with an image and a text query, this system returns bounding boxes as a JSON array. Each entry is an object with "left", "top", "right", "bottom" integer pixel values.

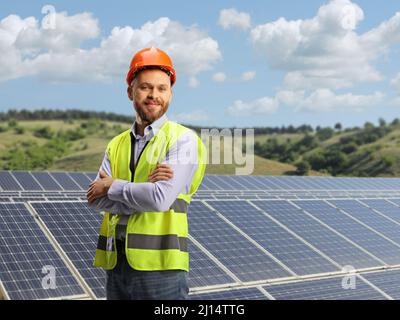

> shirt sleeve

[
  {"left": 88, "top": 151, "right": 137, "bottom": 215},
  {"left": 107, "top": 130, "right": 199, "bottom": 213}
]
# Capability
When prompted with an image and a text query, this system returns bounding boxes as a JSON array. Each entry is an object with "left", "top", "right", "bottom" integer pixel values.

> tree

[
  {"left": 295, "top": 161, "right": 311, "bottom": 176},
  {"left": 334, "top": 122, "right": 342, "bottom": 131},
  {"left": 316, "top": 127, "right": 334, "bottom": 141}
]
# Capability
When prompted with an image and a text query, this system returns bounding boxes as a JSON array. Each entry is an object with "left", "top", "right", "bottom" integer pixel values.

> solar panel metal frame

[
  {"left": 0, "top": 202, "right": 90, "bottom": 300},
  {"left": 26, "top": 200, "right": 102, "bottom": 299}
]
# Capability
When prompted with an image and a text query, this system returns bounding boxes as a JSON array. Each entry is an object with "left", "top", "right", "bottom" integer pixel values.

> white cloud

[
  {"left": 0, "top": 13, "right": 222, "bottom": 83},
  {"left": 227, "top": 97, "right": 278, "bottom": 116},
  {"left": 188, "top": 76, "right": 199, "bottom": 88},
  {"left": 170, "top": 110, "right": 209, "bottom": 123},
  {"left": 241, "top": 71, "right": 256, "bottom": 81},
  {"left": 250, "top": 0, "right": 400, "bottom": 90},
  {"left": 276, "top": 88, "right": 384, "bottom": 112},
  {"left": 218, "top": 8, "right": 251, "bottom": 31},
  {"left": 212, "top": 72, "right": 226, "bottom": 82}
]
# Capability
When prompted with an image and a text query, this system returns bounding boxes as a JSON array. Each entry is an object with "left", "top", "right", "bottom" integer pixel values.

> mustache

[{"left": 145, "top": 99, "right": 162, "bottom": 104}]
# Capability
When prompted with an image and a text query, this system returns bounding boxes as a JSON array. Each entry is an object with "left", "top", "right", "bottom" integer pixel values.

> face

[{"left": 127, "top": 69, "right": 172, "bottom": 125}]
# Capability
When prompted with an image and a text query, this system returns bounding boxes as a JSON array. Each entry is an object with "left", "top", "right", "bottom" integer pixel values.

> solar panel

[
  {"left": 12, "top": 172, "right": 43, "bottom": 191},
  {"left": 328, "top": 200, "right": 400, "bottom": 246},
  {"left": 0, "top": 171, "right": 22, "bottom": 191},
  {"left": 50, "top": 172, "right": 82, "bottom": 190},
  {"left": 12, "top": 197, "right": 46, "bottom": 202},
  {"left": 68, "top": 173, "right": 92, "bottom": 190},
  {"left": 360, "top": 199, "right": 400, "bottom": 224},
  {"left": 188, "top": 239, "right": 237, "bottom": 288},
  {"left": 0, "top": 203, "right": 87, "bottom": 300},
  {"left": 293, "top": 200, "right": 400, "bottom": 265},
  {"left": 30, "top": 201, "right": 106, "bottom": 298},
  {"left": 84, "top": 172, "right": 97, "bottom": 181},
  {"left": 207, "top": 200, "right": 339, "bottom": 276},
  {"left": 361, "top": 269, "right": 400, "bottom": 299},
  {"left": 188, "top": 201, "right": 291, "bottom": 282},
  {"left": 31, "top": 172, "right": 63, "bottom": 191},
  {"left": 190, "top": 287, "right": 268, "bottom": 300},
  {"left": 264, "top": 276, "right": 387, "bottom": 300},
  {"left": 251, "top": 200, "right": 382, "bottom": 269}
]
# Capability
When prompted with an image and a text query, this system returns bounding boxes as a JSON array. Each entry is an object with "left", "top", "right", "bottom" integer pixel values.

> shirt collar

[{"left": 130, "top": 113, "right": 168, "bottom": 139}]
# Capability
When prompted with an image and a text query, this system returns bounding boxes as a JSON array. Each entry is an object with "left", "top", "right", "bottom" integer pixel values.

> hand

[
  {"left": 148, "top": 164, "right": 174, "bottom": 183},
  {"left": 87, "top": 170, "right": 114, "bottom": 205}
]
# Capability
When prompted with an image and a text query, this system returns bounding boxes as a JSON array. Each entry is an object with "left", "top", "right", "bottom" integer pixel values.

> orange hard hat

[{"left": 126, "top": 47, "right": 176, "bottom": 86}]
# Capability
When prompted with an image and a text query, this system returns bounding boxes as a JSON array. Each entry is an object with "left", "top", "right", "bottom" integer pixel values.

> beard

[{"left": 134, "top": 99, "right": 170, "bottom": 124}]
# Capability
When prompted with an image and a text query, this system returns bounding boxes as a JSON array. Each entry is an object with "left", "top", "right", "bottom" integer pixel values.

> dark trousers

[{"left": 106, "top": 241, "right": 189, "bottom": 300}]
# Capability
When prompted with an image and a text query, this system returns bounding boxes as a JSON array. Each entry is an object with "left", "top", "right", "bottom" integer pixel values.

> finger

[
  {"left": 151, "top": 173, "right": 173, "bottom": 181},
  {"left": 99, "top": 170, "right": 106, "bottom": 177},
  {"left": 151, "top": 168, "right": 173, "bottom": 176}
]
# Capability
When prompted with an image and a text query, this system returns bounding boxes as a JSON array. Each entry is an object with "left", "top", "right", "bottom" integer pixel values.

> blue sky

[{"left": 1, "top": 0, "right": 400, "bottom": 129}]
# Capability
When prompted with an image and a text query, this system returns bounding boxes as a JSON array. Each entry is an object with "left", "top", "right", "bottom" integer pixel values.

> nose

[{"left": 147, "top": 88, "right": 157, "bottom": 99}]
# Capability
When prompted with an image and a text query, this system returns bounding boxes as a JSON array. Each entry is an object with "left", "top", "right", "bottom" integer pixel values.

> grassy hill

[
  {"left": 1, "top": 119, "right": 323, "bottom": 175},
  {"left": 2, "top": 114, "right": 400, "bottom": 177}
]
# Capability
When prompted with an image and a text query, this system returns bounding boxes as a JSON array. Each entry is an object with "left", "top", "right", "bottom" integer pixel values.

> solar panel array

[{"left": 1, "top": 170, "right": 400, "bottom": 300}]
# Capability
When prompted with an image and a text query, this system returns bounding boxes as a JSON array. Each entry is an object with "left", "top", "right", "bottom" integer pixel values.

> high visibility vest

[{"left": 93, "top": 120, "right": 206, "bottom": 271}]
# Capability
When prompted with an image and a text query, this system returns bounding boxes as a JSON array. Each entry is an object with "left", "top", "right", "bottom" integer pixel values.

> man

[{"left": 87, "top": 47, "right": 207, "bottom": 300}]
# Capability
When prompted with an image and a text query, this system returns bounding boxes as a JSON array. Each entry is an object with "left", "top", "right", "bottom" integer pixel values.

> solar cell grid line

[
  {"left": 255, "top": 195, "right": 279, "bottom": 200},
  {"left": 84, "top": 172, "right": 97, "bottom": 182},
  {"left": 250, "top": 200, "right": 382, "bottom": 269},
  {"left": 282, "top": 176, "right": 312, "bottom": 190},
  {"left": 0, "top": 171, "right": 22, "bottom": 191},
  {"left": 361, "top": 199, "right": 400, "bottom": 225},
  {"left": 11, "top": 171, "right": 44, "bottom": 191},
  {"left": 207, "top": 176, "right": 235, "bottom": 190},
  {"left": 252, "top": 176, "right": 280, "bottom": 190},
  {"left": 29, "top": 201, "right": 106, "bottom": 299},
  {"left": 188, "top": 201, "right": 292, "bottom": 282},
  {"left": 31, "top": 172, "right": 63, "bottom": 191},
  {"left": 263, "top": 275, "right": 388, "bottom": 300},
  {"left": 68, "top": 172, "right": 92, "bottom": 191},
  {"left": 188, "top": 239, "right": 238, "bottom": 289},
  {"left": 236, "top": 195, "right": 261, "bottom": 200},
  {"left": 200, "top": 176, "right": 222, "bottom": 190},
  {"left": 385, "top": 198, "right": 400, "bottom": 206},
  {"left": 0, "top": 191, "right": 20, "bottom": 196},
  {"left": 292, "top": 200, "right": 400, "bottom": 266},
  {"left": 0, "top": 202, "right": 87, "bottom": 300},
  {"left": 328, "top": 199, "right": 400, "bottom": 247},
  {"left": 266, "top": 176, "right": 294, "bottom": 190},
  {"left": 243, "top": 176, "right": 273, "bottom": 190},
  {"left": 50, "top": 172, "right": 82, "bottom": 190},
  {"left": 0, "top": 197, "right": 11, "bottom": 202},
  {"left": 207, "top": 200, "right": 339, "bottom": 276},
  {"left": 46, "top": 197, "right": 80, "bottom": 201},
  {"left": 216, "top": 175, "right": 250, "bottom": 190},
  {"left": 287, "top": 177, "right": 314, "bottom": 190},
  {"left": 213, "top": 194, "right": 238, "bottom": 199},
  {"left": 234, "top": 175, "right": 264, "bottom": 190},
  {"left": 361, "top": 269, "right": 400, "bottom": 299},
  {"left": 11, "top": 197, "right": 46, "bottom": 202},
  {"left": 190, "top": 287, "right": 269, "bottom": 300},
  {"left": 371, "top": 178, "right": 396, "bottom": 190}
]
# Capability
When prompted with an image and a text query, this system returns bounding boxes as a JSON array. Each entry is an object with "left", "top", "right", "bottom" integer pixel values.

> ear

[{"left": 127, "top": 86, "right": 133, "bottom": 101}]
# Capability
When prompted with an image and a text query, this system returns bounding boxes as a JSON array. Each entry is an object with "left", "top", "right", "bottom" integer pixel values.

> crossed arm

[{"left": 86, "top": 131, "right": 198, "bottom": 214}]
